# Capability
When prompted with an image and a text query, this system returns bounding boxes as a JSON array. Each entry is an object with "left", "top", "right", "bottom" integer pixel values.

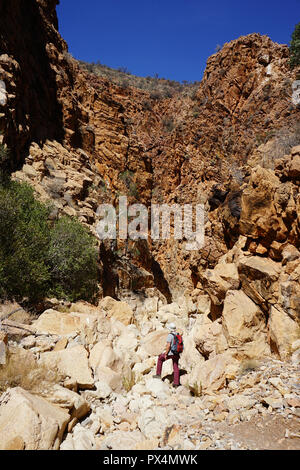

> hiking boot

[{"left": 153, "top": 374, "right": 161, "bottom": 379}]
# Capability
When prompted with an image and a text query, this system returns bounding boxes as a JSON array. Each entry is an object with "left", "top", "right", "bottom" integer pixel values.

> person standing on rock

[{"left": 154, "top": 323, "right": 183, "bottom": 388}]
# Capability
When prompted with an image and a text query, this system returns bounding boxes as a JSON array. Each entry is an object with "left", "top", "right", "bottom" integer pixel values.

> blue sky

[{"left": 57, "top": 0, "right": 300, "bottom": 82}]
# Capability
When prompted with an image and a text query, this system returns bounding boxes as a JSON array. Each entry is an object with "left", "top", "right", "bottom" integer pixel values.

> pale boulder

[
  {"left": 279, "top": 263, "right": 300, "bottom": 321},
  {"left": 145, "top": 377, "right": 171, "bottom": 399},
  {"left": 99, "top": 297, "right": 134, "bottom": 325},
  {"left": 94, "top": 366, "right": 122, "bottom": 391},
  {"left": 201, "top": 263, "right": 240, "bottom": 306},
  {"left": 113, "top": 326, "right": 139, "bottom": 359},
  {"left": 110, "top": 302, "right": 134, "bottom": 326},
  {"left": 268, "top": 306, "right": 300, "bottom": 360},
  {"left": 0, "top": 387, "right": 70, "bottom": 450},
  {"left": 188, "top": 352, "right": 240, "bottom": 393},
  {"left": 98, "top": 430, "right": 144, "bottom": 450},
  {"left": 42, "top": 384, "right": 90, "bottom": 421},
  {"left": 98, "top": 296, "right": 118, "bottom": 312},
  {"left": 224, "top": 395, "right": 257, "bottom": 411},
  {"left": 238, "top": 256, "right": 281, "bottom": 306},
  {"left": 137, "top": 406, "right": 169, "bottom": 439},
  {"left": 222, "top": 290, "right": 268, "bottom": 355},
  {"left": 89, "top": 340, "right": 117, "bottom": 371},
  {"left": 39, "top": 345, "right": 94, "bottom": 389},
  {"left": 196, "top": 295, "right": 211, "bottom": 315},
  {"left": 156, "top": 301, "right": 190, "bottom": 330},
  {"left": 132, "top": 357, "right": 156, "bottom": 379},
  {"left": 192, "top": 316, "right": 228, "bottom": 358},
  {"left": 238, "top": 255, "right": 281, "bottom": 281},
  {"left": 281, "top": 244, "right": 300, "bottom": 265},
  {"left": 32, "top": 309, "right": 98, "bottom": 336},
  {"left": 0, "top": 80, "right": 7, "bottom": 107},
  {"left": 94, "top": 381, "right": 112, "bottom": 399},
  {"left": 139, "top": 329, "right": 168, "bottom": 357},
  {"left": 179, "top": 336, "right": 205, "bottom": 373},
  {"left": 291, "top": 339, "right": 300, "bottom": 352},
  {"left": 69, "top": 425, "right": 95, "bottom": 450}
]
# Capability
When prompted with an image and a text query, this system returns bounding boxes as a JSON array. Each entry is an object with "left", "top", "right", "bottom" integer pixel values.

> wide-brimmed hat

[{"left": 167, "top": 322, "right": 176, "bottom": 331}]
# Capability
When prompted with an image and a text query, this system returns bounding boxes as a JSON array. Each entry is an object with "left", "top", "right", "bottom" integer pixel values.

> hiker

[{"left": 154, "top": 323, "right": 183, "bottom": 388}]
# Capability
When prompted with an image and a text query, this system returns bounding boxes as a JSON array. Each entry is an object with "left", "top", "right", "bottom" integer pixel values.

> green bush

[
  {"left": 0, "top": 180, "right": 98, "bottom": 304},
  {"left": 47, "top": 216, "right": 98, "bottom": 302},
  {"left": 0, "top": 181, "right": 51, "bottom": 301},
  {"left": 290, "top": 22, "right": 300, "bottom": 68}
]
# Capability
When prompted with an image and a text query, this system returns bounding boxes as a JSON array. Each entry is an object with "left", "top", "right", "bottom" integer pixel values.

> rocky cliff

[{"left": 0, "top": 2, "right": 299, "bottom": 351}]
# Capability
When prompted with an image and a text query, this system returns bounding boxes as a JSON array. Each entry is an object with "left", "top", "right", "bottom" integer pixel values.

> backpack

[{"left": 170, "top": 332, "right": 184, "bottom": 354}]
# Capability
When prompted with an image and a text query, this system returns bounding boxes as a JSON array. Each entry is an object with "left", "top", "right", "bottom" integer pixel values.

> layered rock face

[{"left": 0, "top": 1, "right": 299, "bottom": 362}]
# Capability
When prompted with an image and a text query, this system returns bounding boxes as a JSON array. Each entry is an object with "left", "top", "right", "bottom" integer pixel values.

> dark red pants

[{"left": 156, "top": 353, "right": 180, "bottom": 385}]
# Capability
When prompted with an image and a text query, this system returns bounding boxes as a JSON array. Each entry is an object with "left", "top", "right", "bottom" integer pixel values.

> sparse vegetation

[
  {"left": 255, "top": 123, "right": 300, "bottom": 168},
  {"left": 122, "top": 370, "right": 137, "bottom": 392},
  {"left": 78, "top": 60, "right": 201, "bottom": 99},
  {"left": 190, "top": 381, "right": 202, "bottom": 397},
  {"left": 162, "top": 117, "right": 175, "bottom": 133},
  {"left": 238, "top": 359, "right": 260, "bottom": 376},
  {"left": 119, "top": 170, "right": 139, "bottom": 198}
]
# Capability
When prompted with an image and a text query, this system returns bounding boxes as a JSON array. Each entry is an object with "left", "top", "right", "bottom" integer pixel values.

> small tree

[
  {"left": 0, "top": 179, "right": 99, "bottom": 304},
  {"left": 48, "top": 216, "right": 99, "bottom": 302},
  {"left": 290, "top": 22, "right": 300, "bottom": 68},
  {"left": 0, "top": 181, "right": 51, "bottom": 301}
]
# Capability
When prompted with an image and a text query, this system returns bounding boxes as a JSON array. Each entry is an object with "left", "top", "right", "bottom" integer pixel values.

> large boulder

[
  {"left": 42, "top": 384, "right": 90, "bottom": 422},
  {"left": 93, "top": 366, "right": 122, "bottom": 392},
  {"left": 32, "top": 308, "right": 98, "bottom": 336},
  {"left": 268, "top": 306, "right": 300, "bottom": 360},
  {"left": 139, "top": 330, "right": 168, "bottom": 358},
  {"left": 39, "top": 345, "right": 94, "bottom": 389},
  {"left": 113, "top": 326, "right": 139, "bottom": 358},
  {"left": 98, "top": 297, "right": 134, "bottom": 326},
  {"left": 137, "top": 406, "right": 169, "bottom": 439},
  {"left": 144, "top": 377, "right": 172, "bottom": 399},
  {"left": 237, "top": 255, "right": 282, "bottom": 311},
  {"left": 132, "top": 357, "right": 157, "bottom": 379},
  {"left": 278, "top": 263, "right": 300, "bottom": 322},
  {"left": 188, "top": 352, "right": 240, "bottom": 393},
  {"left": 222, "top": 289, "right": 269, "bottom": 357},
  {"left": 192, "top": 316, "right": 228, "bottom": 359},
  {"left": 89, "top": 340, "right": 118, "bottom": 371},
  {"left": 200, "top": 263, "right": 240, "bottom": 309},
  {"left": 0, "top": 387, "right": 70, "bottom": 450},
  {"left": 179, "top": 336, "right": 205, "bottom": 374},
  {"left": 239, "top": 166, "right": 289, "bottom": 243}
]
